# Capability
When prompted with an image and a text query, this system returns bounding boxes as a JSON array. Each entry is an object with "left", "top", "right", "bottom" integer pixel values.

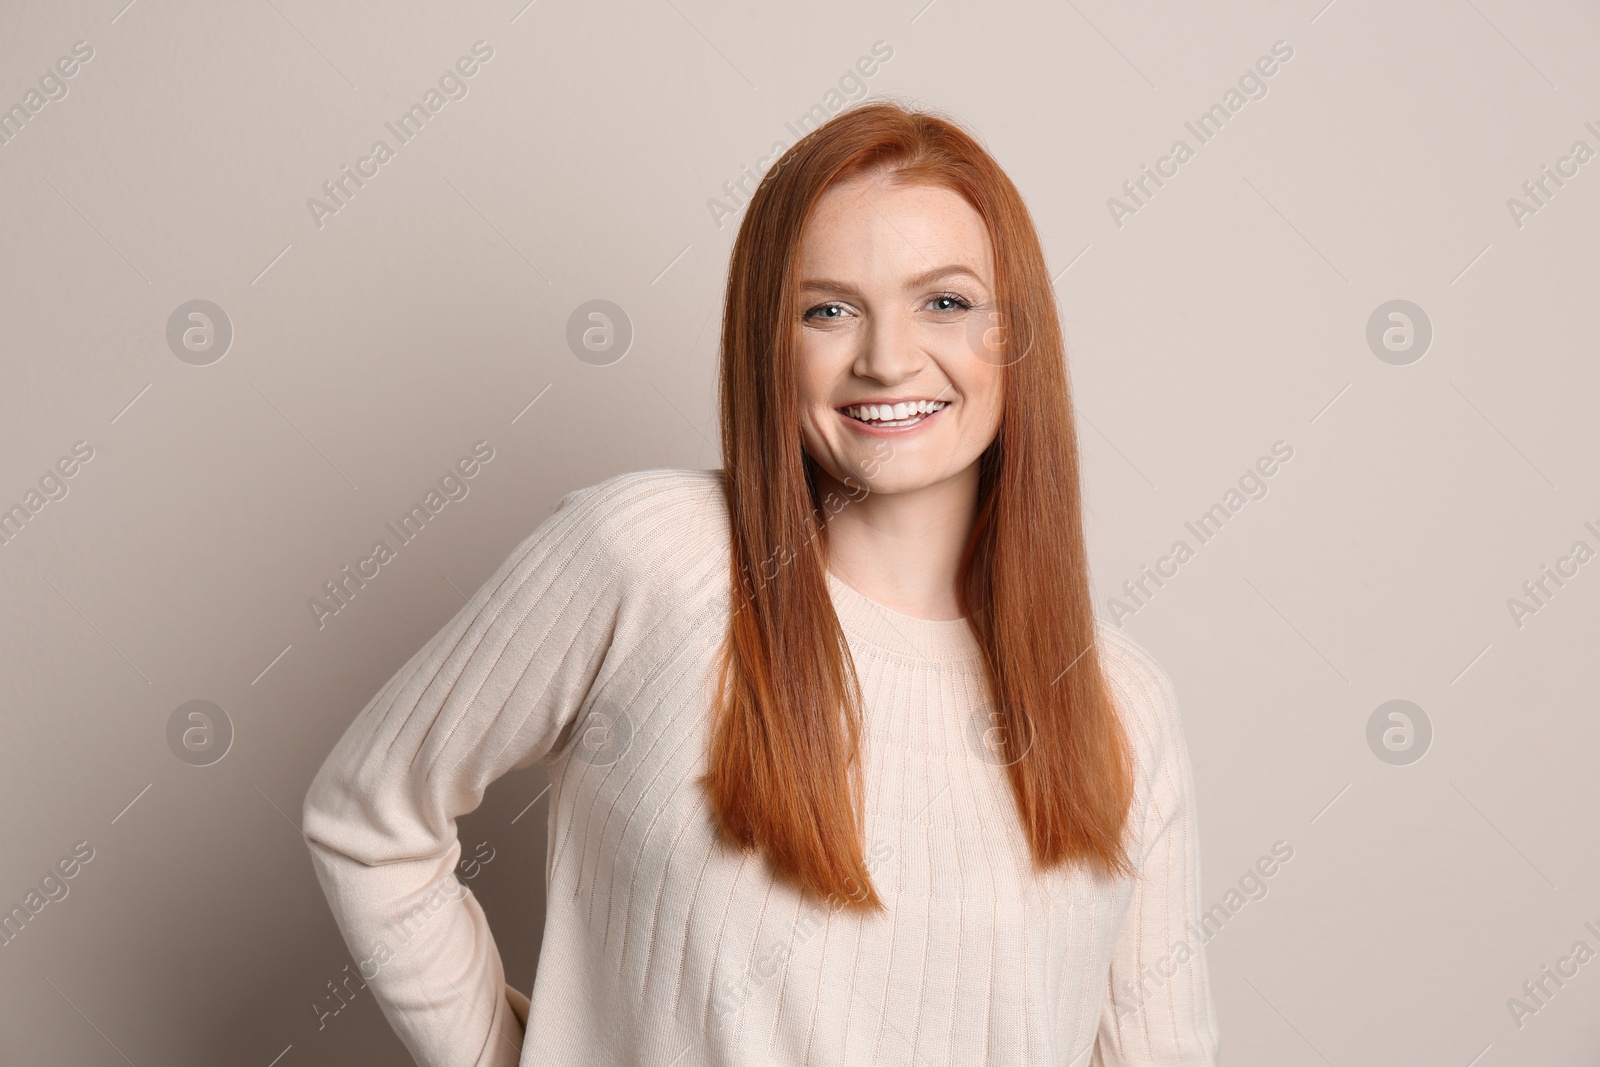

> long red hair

[{"left": 699, "top": 100, "right": 1135, "bottom": 914}]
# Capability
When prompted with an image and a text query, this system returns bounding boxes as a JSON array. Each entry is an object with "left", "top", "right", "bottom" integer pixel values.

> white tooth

[
  {"left": 868, "top": 405, "right": 882, "bottom": 420},
  {"left": 893, "top": 403, "right": 909, "bottom": 419}
]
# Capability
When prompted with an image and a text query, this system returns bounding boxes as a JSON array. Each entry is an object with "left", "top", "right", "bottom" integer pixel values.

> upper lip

[{"left": 836, "top": 395, "right": 950, "bottom": 408}]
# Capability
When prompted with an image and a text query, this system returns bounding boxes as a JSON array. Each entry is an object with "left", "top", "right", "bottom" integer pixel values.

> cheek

[
  {"left": 795, "top": 335, "right": 852, "bottom": 409},
  {"left": 796, "top": 352, "right": 825, "bottom": 400},
  {"left": 795, "top": 371, "right": 829, "bottom": 432},
  {"left": 792, "top": 352, "right": 836, "bottom": 454},
  {"left": 960, "top": 363, "right": 1005, "bottom": 423}
]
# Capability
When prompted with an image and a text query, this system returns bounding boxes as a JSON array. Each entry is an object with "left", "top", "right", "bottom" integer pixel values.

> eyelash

[{"left": 803, "top": 292, "right": 976, "bottom": 322}]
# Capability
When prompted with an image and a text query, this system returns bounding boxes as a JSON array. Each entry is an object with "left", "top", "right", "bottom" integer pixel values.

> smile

[{"left": 839, "top": 399, "right": 949, "bottom": 429}]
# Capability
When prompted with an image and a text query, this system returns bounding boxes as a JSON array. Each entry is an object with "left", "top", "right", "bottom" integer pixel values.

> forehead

[{"left": 797, "top": 175, "right": 993, "bottom": 281}]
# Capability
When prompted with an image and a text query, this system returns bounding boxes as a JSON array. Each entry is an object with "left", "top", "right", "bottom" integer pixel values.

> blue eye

[
  {"left": 804, "top": 303, "right": 850, "bottom": 322},
  {"left": 928, "top": 293, "right": 973, "bottom": 312}
]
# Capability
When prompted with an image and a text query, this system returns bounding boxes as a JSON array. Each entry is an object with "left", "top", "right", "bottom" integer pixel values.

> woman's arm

[
  {"left": 1092, "top": 636, "right": 1222, "bottom": 1066},
  {"left": 301, "top": 481, "right": 627, "bottom": 1067}
]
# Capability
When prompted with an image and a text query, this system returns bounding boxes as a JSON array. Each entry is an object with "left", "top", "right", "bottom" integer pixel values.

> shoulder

[
  {"left": 544, "top": 467, "right": 729, "bottom": 579},
  {"left": 1094, "top": 621, "right": 1177, "bottom": 724},
  {"left": 555, "top": 466, "right": 725, "bottom": 519},
  {"left": 1094, "top": 620, "right": 1185, "bottom": 777},
  {"left": 552, "top": 468, "right": 727, "bottom": 546}
]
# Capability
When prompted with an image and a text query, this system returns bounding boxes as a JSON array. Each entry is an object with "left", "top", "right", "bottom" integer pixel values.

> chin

[{"left": 854, "top": 464, "right": 954, "bottom": 495}]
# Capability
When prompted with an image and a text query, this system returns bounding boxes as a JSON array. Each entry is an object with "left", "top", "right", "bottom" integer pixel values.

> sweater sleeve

[
  {"left": 1091, "top": 637, "right": 1222, "bottom": 1066},
  {"left": 301, "top": 481, "right": 627, "bottom": 1067}
]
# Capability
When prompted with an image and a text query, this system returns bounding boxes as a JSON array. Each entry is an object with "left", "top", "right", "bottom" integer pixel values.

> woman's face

[{"left": 792, "top": 173, "right": 1005, "bottom": 498}]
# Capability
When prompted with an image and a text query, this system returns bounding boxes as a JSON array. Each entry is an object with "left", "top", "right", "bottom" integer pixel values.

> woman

[{"left": 302, "top": 101, "right": 1221, "bottom": 1067}]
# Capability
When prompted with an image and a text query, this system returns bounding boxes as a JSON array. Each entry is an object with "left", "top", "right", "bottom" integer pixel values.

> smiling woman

[{"left": 303, "top": 100, "right": 1221, "bottom": 1067}]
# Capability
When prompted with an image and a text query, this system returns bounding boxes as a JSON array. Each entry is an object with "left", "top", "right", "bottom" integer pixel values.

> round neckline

[{"left": 824, "top": 569, "right": 983, "bottom": 663}]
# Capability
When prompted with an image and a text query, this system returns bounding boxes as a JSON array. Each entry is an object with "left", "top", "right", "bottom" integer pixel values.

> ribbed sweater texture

[{"left": 301, "top": 467, "right": 1222, "bottom": 1067}]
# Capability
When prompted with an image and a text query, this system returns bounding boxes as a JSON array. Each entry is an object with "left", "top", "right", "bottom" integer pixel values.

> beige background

[{"left": 2, "top": 0, "right": 1597, "bottom": 1064}]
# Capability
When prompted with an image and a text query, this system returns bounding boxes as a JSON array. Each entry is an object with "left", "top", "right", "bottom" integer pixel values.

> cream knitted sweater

[{"left": 301, "top": 467, "right": 1221, "bottom": 1067}]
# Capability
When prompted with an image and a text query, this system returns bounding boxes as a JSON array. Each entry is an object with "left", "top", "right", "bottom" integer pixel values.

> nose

[{"left": 852, "top": 308, "right": 924, "bottom": 386}]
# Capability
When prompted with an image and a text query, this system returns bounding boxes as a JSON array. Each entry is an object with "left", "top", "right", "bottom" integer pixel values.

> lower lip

[{"left": 837, "top": 405, "right": 947, "bottom": 437}]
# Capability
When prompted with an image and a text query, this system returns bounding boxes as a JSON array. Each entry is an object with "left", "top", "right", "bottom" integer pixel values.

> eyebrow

[{"left": 798, "top": 263, "right": 987, "bottom": 296}]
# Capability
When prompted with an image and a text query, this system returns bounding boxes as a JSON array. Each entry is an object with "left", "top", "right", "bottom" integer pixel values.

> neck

[{"left": 813, "top": 462, "right": 980, "bottom": 621}]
